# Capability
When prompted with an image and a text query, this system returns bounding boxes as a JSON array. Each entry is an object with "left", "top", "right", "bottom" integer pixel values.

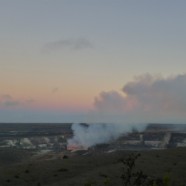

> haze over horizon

[{"left": 1, "top": 1, "right": 186, "bottom": 123}]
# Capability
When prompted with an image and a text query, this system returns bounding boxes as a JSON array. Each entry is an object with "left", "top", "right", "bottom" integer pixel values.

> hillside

[{"left": 0, "top": 148, "right": 186, "bottom": 186}]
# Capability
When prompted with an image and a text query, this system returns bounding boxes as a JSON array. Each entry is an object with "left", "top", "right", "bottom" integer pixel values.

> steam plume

[
  {"left": 68, "top": 74, "right": 186, "bottom": 149},
  {"left": 67, "top": 123, "right": 145, "bottom": 149}
]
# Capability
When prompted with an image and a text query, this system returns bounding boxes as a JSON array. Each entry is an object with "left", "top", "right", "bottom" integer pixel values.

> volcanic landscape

[{"left": 0, "top": 123, "right": 186, "bottom": 186}]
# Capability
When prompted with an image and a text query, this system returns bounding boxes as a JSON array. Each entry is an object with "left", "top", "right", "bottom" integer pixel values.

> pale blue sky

[{"left": 0, "top": 1, "right": 186, "bottom": 122}]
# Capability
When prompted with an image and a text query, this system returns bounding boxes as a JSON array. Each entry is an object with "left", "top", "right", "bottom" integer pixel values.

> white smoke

[
  {"left": 20, "top": 138, "right": 33, "bottom": 148},
  {"left": 68, "top": 74, "right": 186, "bottom": 148},
  {"left": 67, "top": 123, "right": 146, "bottom": 149}
]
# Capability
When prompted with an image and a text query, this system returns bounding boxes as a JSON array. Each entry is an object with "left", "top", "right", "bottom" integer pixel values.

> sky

[{"left": 0, "top": 0, "right": 186, "bottom": 123}]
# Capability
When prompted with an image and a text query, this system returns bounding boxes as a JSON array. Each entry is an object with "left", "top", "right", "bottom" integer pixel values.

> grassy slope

[
  {"left": 0, "top": 148, "right": 35, "bottom": 166},
  {"left": 0, "top": 148, "right": 186, "bottom": 186}
]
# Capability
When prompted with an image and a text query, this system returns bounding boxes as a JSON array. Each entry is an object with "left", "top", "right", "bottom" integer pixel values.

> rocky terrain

[
  {"left": 1, "top": 123, "right": 186, "bottom": 153},
  {"left": 0, "top": 123, "right": 186, "bottom": 185}
]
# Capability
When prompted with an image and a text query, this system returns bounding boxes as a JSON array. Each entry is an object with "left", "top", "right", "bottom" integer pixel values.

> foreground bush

[{"left": 84, "top": 153, "right": 185, "bottom": 186}]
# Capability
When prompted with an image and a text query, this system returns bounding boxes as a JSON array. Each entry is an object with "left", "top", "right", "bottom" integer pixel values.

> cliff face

[{"left": 1, "top": 123, "right": 186, "bottom": 152}]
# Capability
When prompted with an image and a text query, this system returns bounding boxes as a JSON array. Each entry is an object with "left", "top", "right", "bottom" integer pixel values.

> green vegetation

[
  {"left": 116, "top": 153, "right": 185, "bottom": 186},
  {"left": 82, "top": 152, "right": 186, "bottom": 186},
  {"left": 0, "top": 148, "right": 186, "bottom": 185}
]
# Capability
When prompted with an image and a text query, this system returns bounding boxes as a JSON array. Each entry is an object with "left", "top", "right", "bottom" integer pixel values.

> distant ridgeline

[
  {"left": 145, "top": 123, "right": 186, "bottom": 132},
  {"left": 0, "top": 123, "right": 72, "bottom": 135}
]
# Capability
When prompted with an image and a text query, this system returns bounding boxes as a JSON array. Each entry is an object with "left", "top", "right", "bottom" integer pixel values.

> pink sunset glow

[{"left": 1, "top": 1, "right": 186, "bottom": 123}]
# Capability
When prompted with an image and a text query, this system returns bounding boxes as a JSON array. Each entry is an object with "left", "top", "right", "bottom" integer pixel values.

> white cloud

[
  {"left": 0, "top": 94, "right": 20, "bottom": 107},
  {"left": 51, "top": 87, "right": 59, "bottom": 94},
  {"left": 44, "top": 38, "right": 93, "bottom": 52},
  {"left": 93, "top": 74, "right": 186, "bottom": 124},
  {"left": 0, "top": 94, "right": 35, "bottom": 108}
]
